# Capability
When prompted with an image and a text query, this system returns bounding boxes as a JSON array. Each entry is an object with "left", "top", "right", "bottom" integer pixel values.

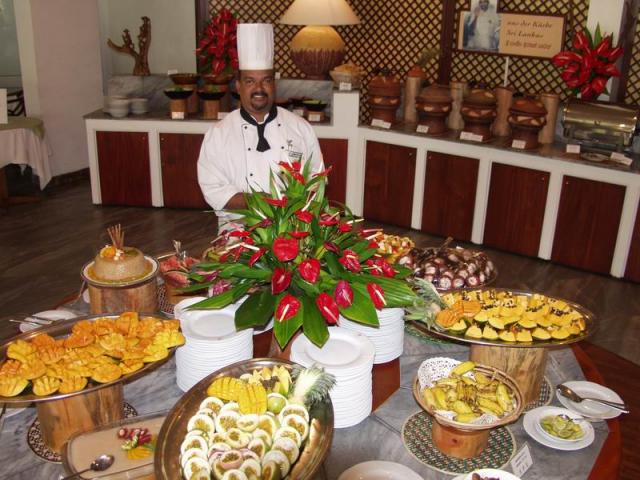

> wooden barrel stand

[
  {"left": 470, "top": 344, "right": 548, "bottom": 406},
  {"left": 36, "top": 383, "right": 124, "bottom": 453},
  {"left": 432, "top": 421, "right": 489, "bottom": 459},
  {"left": 88, "top": 276, "right": 158, "bottom": 314}
]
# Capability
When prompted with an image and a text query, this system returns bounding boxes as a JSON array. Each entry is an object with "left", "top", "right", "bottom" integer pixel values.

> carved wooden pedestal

[
  {"left": 88, "top": 276, "right": 158, "bottom": 315},
  {"left": 432, "top": 421, "right": 489, "bottom": 459},
  {"left": 36, "top": 383, "right": 124, "bottom": 453}
]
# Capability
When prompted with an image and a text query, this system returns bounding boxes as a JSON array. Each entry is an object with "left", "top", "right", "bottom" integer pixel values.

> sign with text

[{"left": 498, "top": 13, "right": 565, "bottom": 58}]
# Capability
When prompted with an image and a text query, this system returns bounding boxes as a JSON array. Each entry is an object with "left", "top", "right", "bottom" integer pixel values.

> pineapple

[{"left": 288, "top": 365, "right": 335, "bottom": 407}]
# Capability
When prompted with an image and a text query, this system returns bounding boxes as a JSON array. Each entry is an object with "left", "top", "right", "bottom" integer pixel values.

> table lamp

[{"left": 280, "top": 0, "right": 360, "bottom": 79}]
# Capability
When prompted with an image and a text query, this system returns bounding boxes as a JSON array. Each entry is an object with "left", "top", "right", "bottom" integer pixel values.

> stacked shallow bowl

[
  {"left": 173, "top": 297, "right": 253, "bottom": 391},
  {"left": 291, "top": 328, "right": 375, "bottom": 428},
  {"left": 338, "top": 308, "right": 405, "bottom": 363}
]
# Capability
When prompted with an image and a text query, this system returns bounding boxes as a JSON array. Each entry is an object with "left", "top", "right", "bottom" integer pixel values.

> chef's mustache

[{"left": 251, "top": 91, "right": 268, "bottom": 98}]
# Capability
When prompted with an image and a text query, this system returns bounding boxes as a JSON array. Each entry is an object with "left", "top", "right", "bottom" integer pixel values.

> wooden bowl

[{"left": 412, "top": 363, "right": 524, "bottom": 432}]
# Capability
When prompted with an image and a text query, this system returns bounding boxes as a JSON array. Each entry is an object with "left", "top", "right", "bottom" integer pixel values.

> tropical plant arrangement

[
  {"left": 196, "top": 8, "right": 239, "bottom": 76},
  {"left": 180, "top": 161, "right": 418, "bottom": 349},
  {"left": 552, "top": 24, "right": 623, "bottom": 101}
]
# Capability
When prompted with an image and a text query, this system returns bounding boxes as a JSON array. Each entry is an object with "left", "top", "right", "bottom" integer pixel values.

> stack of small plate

[
  {"left": 174, "top": 297, "right": 253, "bottom": 392},
  {"left": 291, "top": 327, "right": 375, "bottom": 428},
  {"left": 338, "top": 308, "right": 405, "bottom": 363}
]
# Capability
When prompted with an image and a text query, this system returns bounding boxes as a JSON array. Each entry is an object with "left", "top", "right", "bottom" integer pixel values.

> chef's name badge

[{"left": 285, "top": 140, "right": 303, "bottom": 162}]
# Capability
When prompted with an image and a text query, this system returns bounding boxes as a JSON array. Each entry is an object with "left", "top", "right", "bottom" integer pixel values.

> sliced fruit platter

[
  {"left": 410, "top": 288, "right": 594, "bottom": 347},
  {"left": 155, "top": 358, "right": 334, "bottom": 480},
  {"left": 413, "top": 358, "right": 523, "bottom": 430},
  {"left": 0, "top": 312, "right": 184, "bottom": 403},
  {"left": 372, "top": 233, "right": 415, "bottom": 264}
]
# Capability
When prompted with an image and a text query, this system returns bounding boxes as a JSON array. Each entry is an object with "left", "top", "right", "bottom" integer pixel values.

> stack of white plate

[
  {"left": 290, "top": 327, "right": 375, "bottom": 428},
  {"left": 338, "top": 308, "right": 405, "bottom": 363},
  {"left": 174, "top": 297, "right": 253, "bottom": 392}
]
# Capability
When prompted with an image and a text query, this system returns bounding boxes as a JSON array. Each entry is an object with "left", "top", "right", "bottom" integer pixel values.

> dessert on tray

[{"left": 90, "top": 224, "right": 153, "bottom": 283}]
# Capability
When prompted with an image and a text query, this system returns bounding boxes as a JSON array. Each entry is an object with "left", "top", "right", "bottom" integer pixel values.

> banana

[
  {"left": 455, "top": 413, "right": 479, "bottom": 423},
  {"left": 452, "top": 400, "right": 473, "bottom": 415},
  {"left": 474, "top": 371, "right": 491, "bottom": 385},
  {"left": 432, "top": 387, "right": 448, "bottom": 410},
  {"left": 451, "top": 361, "right": 476, "bottom": 377},
  {"left": 461, "top": 376, "right": 477, "bottom": 386},
  {"left": 496, "top": 384, "right": 513, "bottom": 412},
  {"left": 477, "top": 397, "right": 504, "bottom": 416}
]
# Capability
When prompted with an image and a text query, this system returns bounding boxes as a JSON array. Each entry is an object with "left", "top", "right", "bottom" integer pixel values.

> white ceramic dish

[
  {"left": 19, "top": 309, "right": 78, "bottom": 333},
  {"left": 462, "top": 468, "right": 522, "bottom": 480},
  {"left": 556, "top": 380, "right": 625, "bottom": 420},
  {"left": 535, "top": 409, "right": 588, "bottom": 443},
  {"left": 338, "top": 461, "right": 422, "bottom": 480},
  {"left": 523, "top": 406, "right": 595, "bottom": 451}
]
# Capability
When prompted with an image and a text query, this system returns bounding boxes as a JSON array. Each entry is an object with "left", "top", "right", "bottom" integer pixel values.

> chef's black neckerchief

[{"left": 240, "top": 105, "right": 278, "bottom": 152}]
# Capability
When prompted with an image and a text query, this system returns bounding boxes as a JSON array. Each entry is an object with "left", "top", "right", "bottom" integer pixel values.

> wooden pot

[
  {"left": 432, "top": 421, "right": 490, "bottom": 459},
  {"left": 202, "top": 99, "right": 220, "bottom": 120},
  {"left": 88, "top": 275, "right": 158, "bottom": 315},
  {"left": 169, "top": 99, "right": 188, "bottom": 119}
]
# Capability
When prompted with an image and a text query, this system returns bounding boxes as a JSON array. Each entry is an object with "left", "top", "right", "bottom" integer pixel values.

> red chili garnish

[
  {"left": 271, "top": 267, "right": 292, "bottom": 294},
  {"left": 294, "top": 210, "right": 313, "bottom": 223},
  {"left": 265, "top": 196, "right": 288, "bottom": 208},
  {"left": 316, "top": 293, "right": 339, "bottom": 325},
  {"left": 289, "top": 230, "right": 310, "bottom": 239},
  {"left": 335, "top": 280, "right": 354, "bottom": 308},
  {"left": 367, "top": 282, "right": 386, "bottom": 310},
  {"left": 339, "top": 249, "right": 361, "bottom": 272},
  {"left": 298, "top": 259, "right": 320, "bottom": 284},
  {"left": 248, "top": 247, "right": 267, "bottom": 267},
  {"left": 276, "top": 294, "right": 301, "bottom": 322},
  {"left": 272, "top": 237, "right": 298, "bottom": 262}
]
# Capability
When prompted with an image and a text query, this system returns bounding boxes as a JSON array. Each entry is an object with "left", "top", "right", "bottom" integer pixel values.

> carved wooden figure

[{"left": 108, "top": 16, "right": 151, "bottom": 76}]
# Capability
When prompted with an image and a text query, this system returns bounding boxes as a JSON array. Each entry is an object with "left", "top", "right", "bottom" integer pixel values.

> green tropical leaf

[
  {"left": 218, "top": 264, "right": 272, "bottom": 280},
  {"left": 235, "top": 289, "right": 275, "bottom": 329},
  {"left": 324, "top": 252, "right": 343, "bottom": 277},
  {"left": 594, "top": 23, "right": 602, "bottom": 46},
  {"left": 292, "top": 276, "right": 321, "bottom": 296},
  {"left": 274, "top": 297, "right": 304, "bottom": 348},
  {"left": 186, "top": 281, "right": 253, "bottom": 309},
  {"left": 177, "top": 281, "right": 215, "bottom": 293},
  {"left": 301, "top": 296, "right": 329, "bottom": 347},
  {"left": 340, "top": 283, "right": 379, "bottom": 326}
]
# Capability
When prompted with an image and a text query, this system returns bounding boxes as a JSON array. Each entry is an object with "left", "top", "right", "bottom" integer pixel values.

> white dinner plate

[
  {"left": 556, "top": 381, "right": 625, "bottom": 420},
  {"left": 338, "top": 461, "right": 422, "bottom": 480},
  {"left": 459, "top": 469, "right": 522, "bottom": 480},
  {"left": 19, "top": 309, "right": 78, "bottom": 333},
  {"left": 523, "top": 406, "right": 595, "bottom": 451}
]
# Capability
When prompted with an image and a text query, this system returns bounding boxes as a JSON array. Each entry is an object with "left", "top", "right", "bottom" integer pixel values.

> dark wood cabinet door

[
  {"left": 625, "top": 201, "right": 640, "bottom": 282},
  {"left": 97, "top": 131, "right": 151, "bottom": 206},
  {"left": 421, "top": 151, "right": 478, "bottom": 242},
  {"left": 552, "top": 176, "right": 625, "bottom": 274},
  {"left": 318, "top": 138, "right": 348, "bottom": 205},
  {"left": 483, "top": 163, "right": 549, "bottom": 257},
  {"left": 363, "top": 141, "right": 416, "bottom": 227},
  {"left": 160, "top": 133, "right": 207, "bottom": 209}
]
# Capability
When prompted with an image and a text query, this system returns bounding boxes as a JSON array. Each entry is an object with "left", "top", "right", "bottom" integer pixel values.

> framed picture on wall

[{"left": 459, "top": 0, "right": 501, "bottom": 53}]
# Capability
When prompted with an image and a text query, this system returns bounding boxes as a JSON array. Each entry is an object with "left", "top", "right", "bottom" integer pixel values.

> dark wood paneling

[
  {"left": 160, "top": 133, "right": 207, "bottom": 209},
  {"left": 96, "top": 131, "right": 151, "bottom": 206},
  {"left": 625, "top": 201, "right": 640, "bottom": 282},
  {"left": 363, "top": 141, "right": 416, "bottom": 228},
  {"left": 421, "top": 151, "right": 478, "bottom": 242},
  {"left": 318, "top": 138, "right": 348, "bottom": 205},
  {"left": 483, "top": 163, "right": 549, "bottom": 257},
  {"left": 552, "top": 176, "right": 625, "bottom": 274}
]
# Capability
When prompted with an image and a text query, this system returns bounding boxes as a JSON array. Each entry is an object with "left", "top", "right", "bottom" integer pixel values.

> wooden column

[{"left": 437, "top": 0, "right": 457, "bottom": 84}]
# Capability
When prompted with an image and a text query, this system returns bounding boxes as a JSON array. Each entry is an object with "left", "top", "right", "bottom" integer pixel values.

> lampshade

[{"left": 279, "top": 0, "right": 360, "bottom": 26}]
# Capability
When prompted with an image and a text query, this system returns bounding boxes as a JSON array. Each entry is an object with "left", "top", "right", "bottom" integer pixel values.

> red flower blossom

[
  {"left": 313, "top": 166, "right": 333, "bottom": 177},
  {"left": 276, "top": 294, "right": 301, "bottom": 322},
  {"left": 271, "top": 268, "right": 292, "bottom": 294},
  {"left": 272, "top": 237, "right": 298, "bottom": 262},
  {"left": 291, "top": 172, "right": 306, "bottom": 184},
  {"left": 316, "top": 293, "right": 339, "bottom": 325},
  {"left": 265, "top": 196, "right": 288, "bottom": 208},
  {"left": 374, "top": 257, "right": 396, "bottom": 278},
  {"left": 228, "top": 229, "right": 250, "bottom": 238},
  {"left": 279, "top": 161, "right": 301, "bottom": 173},
  {"left": 298, "top": 259, "right": 320, "bottom": 284},
  {"left": 289, "top": 231, "right": 310, "bottom": 239},
  {"left": 338, "top": 222, "right": 352, "bottom": 233},
  {"left": 294, "top": 210, "right": 313, "bottom": 223},
  {"left": 335, "top": 280, "right": 354, "bottom": 308},
  {"left": 319, "top": 213, "right": 339, "bottom": 226},
  {"left": 324, "top": 241, "right": 340, "bottom": 253},
  {"left": 366, "top": 259, "right": 382, "bottom": 276},
  {"left": 367, "top": 283, "right": 386, "bottom": 310},
  {"left": 339, "top": 249, "right": 361, "bottom": 272},
  {"left": 248, "top": 247, "right": 267, "bottom": 267}
]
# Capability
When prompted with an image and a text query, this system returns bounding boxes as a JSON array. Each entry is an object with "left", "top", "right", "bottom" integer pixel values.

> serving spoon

[
  {"left": 60, "top": 454, "right": 114, "bottom": 480},
  {"left": 557, "top": 384, "right": 629, "bottom": 413}
]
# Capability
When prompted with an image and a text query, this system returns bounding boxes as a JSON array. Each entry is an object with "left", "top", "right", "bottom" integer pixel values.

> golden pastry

[
  {"left": 0, "top": 374, "right": 29, "bottom": 397},
  {"left": 31, "top": 333, "right": 57, "bottom": 349},
  {"left": 142, "top": 344, "right": 168, "bottom": 363},
  {"left": 58, "top": 374, "right": 88, "bottom": 394},
  {"left": 18, "top": 358, "right": 46, "bottom": 380},
  {"left": 119, "top": 359, "right": 144, "bottom": 375},
  {"left": 162, "top": 319, "right": 180, "bottom": 331},
  {"left": 7, "top": 339, "right": 36, "bottom": 363},
  {"left": 64, "top": 331, "right": 95, "bottom": 349},
  {"left": 116, "top": 311, "right": 139, "bottom": 336},
  {"left": 94, "top": 318, "right": 116, "bottom": 336},
  {"left": 152, "top": 330, "right": 185, "bottom": 349},
  {"left": 72, "top": 319, "right": 95, "bottom": 335},
  {"left": 138, "top": 317, "right": 163, "bottom": 338},
  {"left": 32, "top": 375, "right": 61, "bottom": 396},
  {"left": 122, "top": 347, "right": 145, "bottom": 361},
  {"left": 91, "top": 364, "right": 122, "bottom": 383},
  {"left": 98, "top": 332, "right": 125, "bottom": 352}
]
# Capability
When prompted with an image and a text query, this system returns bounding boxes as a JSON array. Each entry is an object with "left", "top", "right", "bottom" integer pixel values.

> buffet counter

[
  {"left": 0, "top": 332, "right": 611, "bottom": 479},
  {"left": 84, "top": 90, "right": 640, "bottom": 279}
]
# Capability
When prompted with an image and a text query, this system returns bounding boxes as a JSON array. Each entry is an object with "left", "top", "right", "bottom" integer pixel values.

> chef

[{"left": 197, "top": 23, "right": 324, "bottom": 229}]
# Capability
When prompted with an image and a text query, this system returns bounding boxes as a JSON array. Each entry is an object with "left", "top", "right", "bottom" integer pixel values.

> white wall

[
  {"left": 0, "top": 0, "right": 21, "bottom": 87},
  {"left": 16, "top": 0, "right": 103, "bottom": 176},
  {"left": 100, "top": 0, "right": 196, "bottom": 76}
]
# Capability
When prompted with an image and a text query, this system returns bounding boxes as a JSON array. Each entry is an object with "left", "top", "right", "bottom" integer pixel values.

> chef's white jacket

[{"left": 197, "top": 107, "right": 324, "bottom": 227}]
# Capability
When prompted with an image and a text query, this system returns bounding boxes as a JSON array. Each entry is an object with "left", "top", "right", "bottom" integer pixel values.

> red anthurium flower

[
  {"left": 298, "top": 259, "right": 320, "bottom": 284},
  {"left": 313, "top": 166, "right": 333, "bottom": 177},
  {"left": 289, "top": 231, "right": 310, "bottom": 239},
  {"left": 228, "top": 229, "right": 250, "bottom": 238},
  {"left": 291, "top": 172, "right": 306, "bottom": 184},
  {"left": 365, "top": 259, "right": 382, "bottom": 276},
  {"left": 367, "top": 283, "right": 386, "bottom": 310},
  {"left": 316, "top": 293, "right": 339, "bottom": 325},
  {"left": 335, "top": 280, "right": 354, "bottom": 308},
  {"left": 294, "top": 210, "right": 313, "bottom": 223},
  {"left": 248, "top": 247, "right": 267, "bottom": 267},
  {"left": 375, "top": 257, "right": 397, "bottom": 278},
  {"left": 250, "top": 218, "right": 273, "bottom": 230},
  {"left": 324, "top": 241, "right": 340, "bottom": 253},
  {"left": 272, "top": 237, "right": 298, "bottom": 262},
  {"left": 338, "top": 249, "right": 361, "bottom": 272},
  {"left": 368, "top": 240, "right": 379, "bottom": 250},
  {"left": 275, "top": 294, "right": 301, "bottom": 322},
  {"left": 338, "top": 222, "right": 352, "bottom": 233},
  {"left": 265, "top": 196, "right": 288, "bottom": 208},
  {"left": 244, "top": 237, "right": 255, "bottom": 245},
  {"left": 319, "top": 213, "right": 339, "bottom": 226},
  {"left": 271, "top": 267, "right": 292, "bottom": 294},
  {"left": 278, "top": 160, "right": 301, "bottom": 173}
]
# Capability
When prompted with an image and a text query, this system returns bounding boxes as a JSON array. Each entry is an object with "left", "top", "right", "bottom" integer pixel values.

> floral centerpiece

[
  {"left": 552, "top": 24, "right": 623, "bottom": 100},
  {"left": 196, "top": 8, "right": 239, "bottom": 77},
  {"left": 181, "top": 161, "right": 418, "bottom": 349}
]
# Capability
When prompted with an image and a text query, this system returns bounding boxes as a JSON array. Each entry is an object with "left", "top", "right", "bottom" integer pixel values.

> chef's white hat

[{"left": 237, "top": 23, "right": 274, "bottom": 70}]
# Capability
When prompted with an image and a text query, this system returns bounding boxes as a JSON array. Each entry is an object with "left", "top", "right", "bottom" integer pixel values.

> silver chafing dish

[{"left": 561, "top": 99, "right": 640, "bottom": 151}]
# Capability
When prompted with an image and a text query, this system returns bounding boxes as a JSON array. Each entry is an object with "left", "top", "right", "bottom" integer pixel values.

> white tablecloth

[{"left": 0, "top": 118, "right": 52, "bottom": 189}]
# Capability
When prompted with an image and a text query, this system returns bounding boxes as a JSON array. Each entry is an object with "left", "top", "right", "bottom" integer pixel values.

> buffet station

[{"left": 0, "top": 160, "right": 628, "bottom": 479}]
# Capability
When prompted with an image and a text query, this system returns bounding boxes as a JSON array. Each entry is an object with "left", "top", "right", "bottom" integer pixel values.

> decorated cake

[{"left": 92, "top": 225, "right": 149, "bottom": 283}]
